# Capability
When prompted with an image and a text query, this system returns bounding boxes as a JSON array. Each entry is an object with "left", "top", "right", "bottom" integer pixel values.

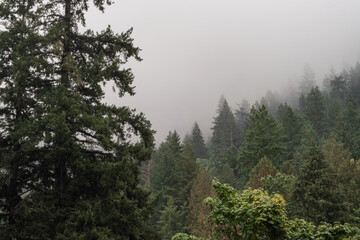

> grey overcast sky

[{"left": 85, "top": 0, "right": 360, "bottom": 144}]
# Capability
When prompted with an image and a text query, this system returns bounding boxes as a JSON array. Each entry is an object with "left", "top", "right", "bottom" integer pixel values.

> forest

[
  {"left": 1, "top": 0, "right": 360, "bottom": 240},
  {"left": 146, "top": 62, "right": 360, "bottom": 240}
]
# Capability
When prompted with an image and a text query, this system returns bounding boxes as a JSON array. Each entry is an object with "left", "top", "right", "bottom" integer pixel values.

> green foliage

[
  {"left": 348, "top": 62, "right": 360, "bottom": 106},
  {"left": 247, "top": 156, "right": 277, "bottom": 189},
  {"left": 334, "top": 98, "right": 360, "bottom": 159},
  {"left": 150, "top": 132, "right": 198, "bottom": 236},
  {"left": 304, "top": 86, "right": 327, "bottom": 136},
  {"left": 208, "top": 164, "right": 237, "bottom": 188},
  {"left": 205, "top": 179, "right": 288, "bottom": 240},
  {"left": 262, "top": 172, "right": 295, "bottom": 203},
  {"left": 190, "top": 122, "right": 208, "bottom": 159},
  {"left": 187, "top": 168, "right": 213, "bottom": 238},
  {"left": 175, "top": 180, "right": 360, "bottom": 240},
  {"left": 0, "top": 1, "right": 157, "bottom": 238},
  {"left": 159, "top": 198, "right": 184, "bottom": 240},
  {"left": 292, "top": 123, "right": 318, "bottom": 174},
  {"left": 211, "top": 97, "right": 240, "bottom": 166},
  {"left": 277, "top": 103, "right": 303, "bottom": 161},
  {"left": 237, "top": 105, "right": 285, "bottom": 186},
  {"left": 171, "top": 233, "right": 202, "bottom": 240},
  {"left": 286, "top": 218, "right": 316, "bottom": 240},
  {"left": 291, "top": 141, "right": 343, "bottom": 225},
  {"left": 151, "top": 131, "right": 183, "bottom": 198},
  {"left": 234, "top": 99, "right": 251, "bottom": 144}
]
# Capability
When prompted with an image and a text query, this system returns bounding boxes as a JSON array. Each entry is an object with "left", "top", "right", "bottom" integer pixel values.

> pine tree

[
  {"left": 234, "top": 99, "right": 251, "bottom": 143},
  {"left": 292, "top": 123, "right": 317, "bottom": 174},
  {"left": 151, "top": 131, "right": 182, "bottom": 200},
  {"left": 291, "top": 141, "right": 343, "bottom": 225},
  {"left": 330, "top": 75, "right": 347, "bottom": 101},
  {"left": 190, "top": 122, "right": 208, "bottom": 159},
  {"left": 348, "top": 62, "right": 360, "bottom": 106},
  {"left": 277, "top": 103, "right": 302, "bottom": 161},
  {"left": 322, "top": 135, "right": 360, "bottom": 222},
  {"left": 237, "top": 105, "right": 285, "bottom": 187},
  {"left": 150, "top": 132, "right": 198, "bottom": 234},
  {"left": 334, "top": 97, "right": 360, "bottom": 159},
  {"left": 298, "top": 93, "right": 307, "bottom": 115},
  {"left": 304, "top": 86, "right": 326, "bottom": 136},
  {"left": 211, "top": 97, "right": 239, "bottom": 165},
  {"left": 175, "top": 143, "right": 198, "bottom": 207},
  {"left": 187, "top": 167, "right": 214, "bottom": 238},
  {"left": 158, "top": 197, "right": 183, "bottom": 240},
  {"left": 0, "top": 1, "right": 157, "bottom": 239}
]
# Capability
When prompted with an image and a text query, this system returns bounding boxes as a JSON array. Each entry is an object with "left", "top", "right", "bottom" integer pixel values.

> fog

[{"left": 85, "top": 0, "right": 360, "bottom": 144}]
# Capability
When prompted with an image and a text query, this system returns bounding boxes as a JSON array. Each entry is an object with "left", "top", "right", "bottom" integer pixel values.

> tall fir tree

[
  {"left": 190, "top": 122, "right": 208, "bottom": 159},
  {"left": 150, "top": 132, "right": 198, "bottom": 235},
  {"left": 304, "top": 86, "right": 327, "bottom": 136},
  {"left": 237, "top": 105, "right": 285, "bottom": 187},
  {"left": 0, "top": 1, "right": 157, "bottom": 239},
  {"left": 292, "top": 123, "right": 317, "bottom": 174},
  {"left": 291, "top": 140, "right": 343, "bottom": 225},
  {"left": 277, "top": 103, "right": 302, "bottom": 161},
  {"left": 330, "top": 74, "right": 347, "bottom": 101},
  {"left": 187, "top": 167, "right": 214, "bottom": 238},
  {"left": 348, "top": 62, "right": 360, "bottom": 106},
  {"left": 151, "top": 131, "right": 182, "bottom": 201},
  {"left": 211, "top": 97, "right": 240, "bottom": 165},
  {"left": 334, "top": 97, "right": 360, "bottom": 159},
  {"left": 234, "top": 99, "right": 251, "bottom": 143},
  {"left": 322, "top": 135, "right": 360, "bottom": 223}
]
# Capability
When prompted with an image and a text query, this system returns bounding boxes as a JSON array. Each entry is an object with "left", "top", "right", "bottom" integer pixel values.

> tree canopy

[{"left": 0, "top": 1, "right": 157, "bottom": 238}]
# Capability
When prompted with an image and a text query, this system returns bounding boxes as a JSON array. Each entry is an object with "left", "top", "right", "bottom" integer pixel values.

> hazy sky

[{"left": 85, "top": 0, "right": 360, "bottom": 144}]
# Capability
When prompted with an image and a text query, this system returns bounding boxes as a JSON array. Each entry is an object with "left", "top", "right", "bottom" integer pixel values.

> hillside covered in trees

[{"left": 145, "top": 62, "right": 360, "bottom": 239}]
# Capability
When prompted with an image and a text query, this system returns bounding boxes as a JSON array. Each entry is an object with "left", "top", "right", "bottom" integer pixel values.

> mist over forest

[
  {"left": 2, "top": 0, "right": 360, "bottom": 240},
  {"left": 89, "top": 0, "right": 360, "bottom": 144}
]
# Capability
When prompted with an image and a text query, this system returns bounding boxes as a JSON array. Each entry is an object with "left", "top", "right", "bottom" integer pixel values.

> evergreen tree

[
  {"left": 291, "top": 141, "right": 343, "bottom": 225},
  {"left": 330, "top": 74, "right": 347, "bottom": 101},
  {"left": 298, "top": 93, "right": 307, "bottom": 115},
  {"left": 304, "top": 86, "right": 326, "bottom": 136},
  {"left": 187, "top": 167, "right": 214, "bottom": 238},
  {"left": 0, "top": 1, "right": 157, "bottom": 238},
  {"left": 175, "top": 143, "right": 198, "bottom": 207},
  {"left": 322, "top": 135, "right": 360, "bottom": 222},
  {"left": 277, "top": 103, "right": 302, "bottom": 161},
  {"left": 324, "top": 96, "right": 342, "bottom": 131},
  {"left": 322, "top": 66, "right": 337, "bottom": 94},
  {"left": 292, "top": 123, "right": 317, "bottom": 174},
  {"left": 158, "top": 197, "right": 183, "bottom": 240},
  {"left": 234, "top": 99, "right": 250, "bottom": 143},
  {"left": 151, "top": 132, "right": 198, "bottom": 235},
  {"left": 334, "top": 97, "right": 360, "bottom": 158},
  {"left": 348, "top": 62, "right": 360, "bottom": 106},
  {"left": 151, "top": 131, "right": 182, "bottom": 201},
  {"left": 190, "top": 122, "right": 208, "bottom": 159},
  {"left": 237, "top": 105, "right": 285, "bottom": 187},
  {"left": 211, "top": 97, "right": 239, "bottom": 165}
]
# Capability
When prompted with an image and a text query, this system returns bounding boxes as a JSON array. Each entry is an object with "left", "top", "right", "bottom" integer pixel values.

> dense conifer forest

[
  {"left": 146, "top": 62, "right": 360, "bottom": 239},
  {"left": 1, "top": 1, "right": 360, "bottom": 240}
]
